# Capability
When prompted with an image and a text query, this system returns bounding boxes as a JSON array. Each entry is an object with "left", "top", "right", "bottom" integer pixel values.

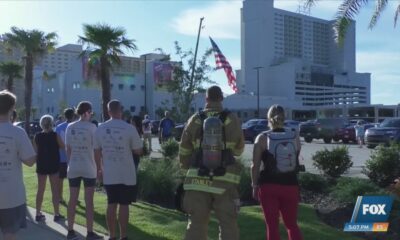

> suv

[
  {"left": 365, "top": 118, "right": 400, "bottom": 148},
  {"left": 299, "top": 118, "right": 349, "bottom": 143}
]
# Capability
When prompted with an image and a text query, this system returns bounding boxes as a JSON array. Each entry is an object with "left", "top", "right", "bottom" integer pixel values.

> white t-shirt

[
  {"left": 65, "top": 121, "right": 97, "bottom": 179},
  {"left": 94, "top": 119, "right": 142, "bottom": 185},
  {"left": 0, "top": 122, "right": 36, "bottom": 209},
  {"left": 142, "top": 119, "right": 152, "bottom": 134}
]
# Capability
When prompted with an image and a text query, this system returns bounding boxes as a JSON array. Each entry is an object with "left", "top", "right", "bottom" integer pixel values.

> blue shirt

[
  {"left": 354, "top": 125, "right": 365, "bottom": 137},
  {"left": 160, "top": 118, "right": 175, "bottom": 137},
  {"left": 55, "top": 121, "right": 69, "bottom": 163}
]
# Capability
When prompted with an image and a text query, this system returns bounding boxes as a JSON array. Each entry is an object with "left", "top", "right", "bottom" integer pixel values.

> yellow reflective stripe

[
  {"left": 226, "top": 142, "right": 242, "bottom": 155},
  {"left": 179, "top": 147, "right": 192, "bottom": 156},
  {"left": 186, "top": 169, "right": 240, "bottom": 184},
  {"left": 214, "top": 173, "right": 240, "bottom": 184},
  {"left": 226, "top": 142, "right": 236, "bottom": 149},
  {"left": 187, "top": 168, "right": 200, "bottom": 177},
  {"left": 192, "top": 140, "right": 200, "bottom": 148},
  {"left": 224, "top": 117, "right": 232, "bottom": 126},
  {"left": 194, "top": 118, "right": 202, "bottom": 125},
  {"left": 183, "top": 184, "right": 225, "bottom": 194}
]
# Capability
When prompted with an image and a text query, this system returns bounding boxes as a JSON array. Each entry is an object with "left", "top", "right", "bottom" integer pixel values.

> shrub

[
  {"left": 238, "top": 165, "right": 252, "bottom": 202},
  {"left": 136, "top": 157, "right": 183, "bottom": 206},
  {"left": 161, "top": 139, "right": 179, "bottom": 160},
  {"left": 330, "top": 177, "right": 385, "bottom": 204},
  {"left": 312, "top": 146, "right": 353, "bottom": 179},
  {"left": 298, "top": 172, "right": 330, "bottom": 193},
  {"left": 362, "top": 143, "right": 400, "bottom": 187}
]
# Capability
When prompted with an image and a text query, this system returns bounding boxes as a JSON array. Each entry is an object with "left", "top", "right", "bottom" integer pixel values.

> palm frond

[
  {"left": 334, "top": 0, "right": 369, "bottom": 44},
  {"left": 303, "top": 0, "right": 319, "bottom": 11},
  {"left": 369, "top": 0, "right": 388, "bottom": 29},
  {"left": 336, "top": 0, "right": 369, "bottom": 20},
  {"left": 395, "top": 4, "right": 400, "bottom": 27},
  {"left": 333, "top": 17, "right": 352, "bottom": 46}
]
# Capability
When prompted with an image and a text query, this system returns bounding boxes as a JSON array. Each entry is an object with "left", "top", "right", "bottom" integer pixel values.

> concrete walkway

[{"left": 0, "top": 206, "right": 106, "bottom": 240}]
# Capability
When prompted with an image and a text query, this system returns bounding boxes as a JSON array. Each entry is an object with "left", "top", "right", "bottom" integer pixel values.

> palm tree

[
  {"left": 0, "top": 61, "right": 23, "bottom": 92},
  {"left": 78, "top": 23, "right": 137, "bottom": 120},
  {"left": 304, "top": 0, "right": 400, "bottom": 44},
  {"left": 2, "top": 27, "right": 57, "bottom": 132}
]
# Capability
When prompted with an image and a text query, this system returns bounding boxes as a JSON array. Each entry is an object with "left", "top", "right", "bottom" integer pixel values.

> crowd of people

[{"left": 0, "top": 86, "right": 304, "bottom": 240}]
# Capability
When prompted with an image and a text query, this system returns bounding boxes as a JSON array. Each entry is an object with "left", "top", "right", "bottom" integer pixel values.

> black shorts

[
  {"left": 104, "top": 184, "right": 137, "bottom": 205},
  {"left": 68, "top": 177, "right": 96, "bottom": 188},
  {"left": 0, "top": 204, "right": 27, "bottom": 234},
  {"left": 59, "top": 163, "right": 68, "bottom": 179}
]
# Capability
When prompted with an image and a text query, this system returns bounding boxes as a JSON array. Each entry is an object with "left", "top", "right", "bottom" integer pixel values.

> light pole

[{"left": 253, "top": 66, "right": 263, "bottom": 118}]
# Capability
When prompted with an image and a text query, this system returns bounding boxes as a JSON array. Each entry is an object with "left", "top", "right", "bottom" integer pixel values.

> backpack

[
  {"left": 264, "top": 128, "right": 298, "bottom": 173},
  {"left": 193, "top": 110, "right": 233, "bottom": 177}
]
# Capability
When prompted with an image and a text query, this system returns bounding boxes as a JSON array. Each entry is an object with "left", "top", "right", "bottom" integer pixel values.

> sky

[{"left": 0, "top": 0, "right": 399, "bottom": 105}]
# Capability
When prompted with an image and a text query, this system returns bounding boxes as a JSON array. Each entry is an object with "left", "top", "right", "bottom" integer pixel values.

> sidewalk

[{"left": 0, "top": 206, "right": 106, "bottom": 240}]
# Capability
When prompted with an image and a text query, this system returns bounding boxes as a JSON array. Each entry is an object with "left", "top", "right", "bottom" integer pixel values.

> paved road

[{"left": 151, "top": 138, "right": 373, "bottom": 178}]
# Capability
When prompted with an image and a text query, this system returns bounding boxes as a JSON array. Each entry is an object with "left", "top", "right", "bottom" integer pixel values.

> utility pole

[
  {"left": 144, "top": 54, "right": 147, "bottom": 114},
  {"left": 189, "top": 17, "right": 204, "bottom": 95},
  {"left": 253, "top": 66, "right": 263, "bottom": 118}
]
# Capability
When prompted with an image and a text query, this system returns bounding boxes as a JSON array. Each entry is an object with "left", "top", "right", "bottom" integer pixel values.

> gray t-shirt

[
  {"left": 94, "top": 119, "right": 142, "bottom": 185},
  {"left": 65, "top": 121, "right": 97, "bottom": 179},
  {"left": 0, "top": 122, "right": 36, "bottom": 209}
]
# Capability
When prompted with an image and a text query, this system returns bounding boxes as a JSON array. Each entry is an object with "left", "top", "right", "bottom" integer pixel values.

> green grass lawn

[{"left": 23, "top": 166, "right": 361, "bottom": 240}]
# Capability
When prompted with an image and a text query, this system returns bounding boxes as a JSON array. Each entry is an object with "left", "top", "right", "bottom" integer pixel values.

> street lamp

[{"left": 253, "top": 66, "right": 263, "bottom": 118}]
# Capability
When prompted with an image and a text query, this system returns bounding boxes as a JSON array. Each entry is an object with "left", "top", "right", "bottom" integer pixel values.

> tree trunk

[
  {"left": 100, "top": 56, "right": 111, "bottom": 121},
  {"left": 6, "top": 76, "right": 13, "bottom": 92},
  {"left": 24, "top": 55, "right": 33, "bottom": 135}
]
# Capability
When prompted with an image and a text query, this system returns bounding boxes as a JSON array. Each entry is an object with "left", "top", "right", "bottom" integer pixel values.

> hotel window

[{"left": 118, "top": 84, "right": 124, "bottom": 90}]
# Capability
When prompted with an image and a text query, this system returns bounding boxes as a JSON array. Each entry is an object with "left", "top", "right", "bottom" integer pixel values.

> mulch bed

[{"left": 300, "top": 188, "right": 400, "bottom": 240}]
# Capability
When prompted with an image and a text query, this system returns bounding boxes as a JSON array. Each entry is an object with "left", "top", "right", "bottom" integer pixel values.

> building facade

[{"left": 240, "top": 0, "right": 370, "bottom": 106}]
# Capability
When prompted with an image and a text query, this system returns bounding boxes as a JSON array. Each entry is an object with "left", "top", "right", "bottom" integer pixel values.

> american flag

[{"left": 209, "top": 37, "right": 238, "bottom": 93}]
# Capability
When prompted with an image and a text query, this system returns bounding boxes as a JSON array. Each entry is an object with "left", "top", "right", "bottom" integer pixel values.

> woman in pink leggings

[{"left": 251, "top": 104, "right": 303, "bottom": 240}]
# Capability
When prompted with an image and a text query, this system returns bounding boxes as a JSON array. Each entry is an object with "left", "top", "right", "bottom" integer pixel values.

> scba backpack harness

[
  {"left": 192, "top": 110, "right": 235, "bottom": 179},
  {"left": 264, "top": 128, "right": 298, "bottom": 173}
]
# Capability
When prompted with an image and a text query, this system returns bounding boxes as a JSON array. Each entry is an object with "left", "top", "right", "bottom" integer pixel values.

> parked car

[
  {"left": 284, "top": 120, "right": 300, "bottom": 131},
  {"left": 13, "top": 121, "right": 42, "bottom": 139},
  {"left": 242, "top": 119, "right": 267, "bottom": 129},
  {"left": 242, "top": 123, "right": 269, "bottom": 143},
  {"left": 365, "top": 118, "right": 400, "bottom": 148},
  {"left": 299, "top": 118, "right": 349, "bottom": 143},
  {"left": 342, "top": 123, "right": 376, "bottom": 144}
]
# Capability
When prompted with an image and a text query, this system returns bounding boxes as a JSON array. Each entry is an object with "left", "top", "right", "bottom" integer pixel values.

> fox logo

[{"left": 362, "top": 204, "right": 386, "bottom": 215}]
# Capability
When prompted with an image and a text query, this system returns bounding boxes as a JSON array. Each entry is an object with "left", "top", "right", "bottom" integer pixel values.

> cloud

[
  {"left": 171, "top": 1, "right": 241, "bottom": 39},
  {"left": 357, "top": 51, "right": 400, "bottom": 74},
  {"left": 357, "top": 51, "right": 400, "bottom": 104},
  {"left": 274, "top": 0, "right": 340, "bottom": 19}
]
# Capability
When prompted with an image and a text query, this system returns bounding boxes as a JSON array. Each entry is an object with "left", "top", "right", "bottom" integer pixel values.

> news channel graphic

[{"left": 344, "top": 196, "right": 393, "bottom": 232}]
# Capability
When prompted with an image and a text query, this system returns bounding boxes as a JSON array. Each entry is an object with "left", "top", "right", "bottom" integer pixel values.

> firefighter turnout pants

[{"left": 183, "top": 188, "right": 239, "bottom": 240}]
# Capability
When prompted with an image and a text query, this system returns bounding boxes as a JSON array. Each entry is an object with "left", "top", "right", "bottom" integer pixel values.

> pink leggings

[{"left": 258, "top": 184, "right": 303, "bottom": 240}]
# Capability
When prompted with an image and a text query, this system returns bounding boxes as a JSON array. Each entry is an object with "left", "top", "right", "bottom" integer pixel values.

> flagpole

[
  {"left": 189, "top": 17, "right": 204, "bottom": 95},
  {"left": 253, "top": 66, "right": 263, "bottom": 118}
]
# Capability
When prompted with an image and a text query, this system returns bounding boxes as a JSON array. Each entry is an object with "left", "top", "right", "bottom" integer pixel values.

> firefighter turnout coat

[{"left": 179, "top": 102, "right": 245, "bottom": 196}]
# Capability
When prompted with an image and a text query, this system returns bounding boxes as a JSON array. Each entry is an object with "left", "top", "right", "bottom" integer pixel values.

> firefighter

[{"left": 179, "top": 85, "right": 245, "bottom": 240}]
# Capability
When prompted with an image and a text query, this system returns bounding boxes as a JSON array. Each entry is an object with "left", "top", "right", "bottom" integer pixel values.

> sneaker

[
  {"left": 35, "top": 214, "right": 46, "bottom": 222},
  {"left": 54, "top": 214, "right": 65, "bottom": 222},
  {"left": 86, "top": 232, "right": 104, "bottom": 240},
  {"left": 67, "top": 230, "right": 79, "bottom": 240}
]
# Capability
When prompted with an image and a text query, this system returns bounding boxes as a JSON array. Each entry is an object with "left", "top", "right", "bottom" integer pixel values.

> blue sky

[{"left": 0, "top": 0, "right": 399, "bottom": 105}]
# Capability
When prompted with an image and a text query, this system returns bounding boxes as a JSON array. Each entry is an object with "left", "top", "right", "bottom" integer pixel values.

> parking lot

[{"left": 152, "top": 138, "right": 373, "bottom": 178}]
